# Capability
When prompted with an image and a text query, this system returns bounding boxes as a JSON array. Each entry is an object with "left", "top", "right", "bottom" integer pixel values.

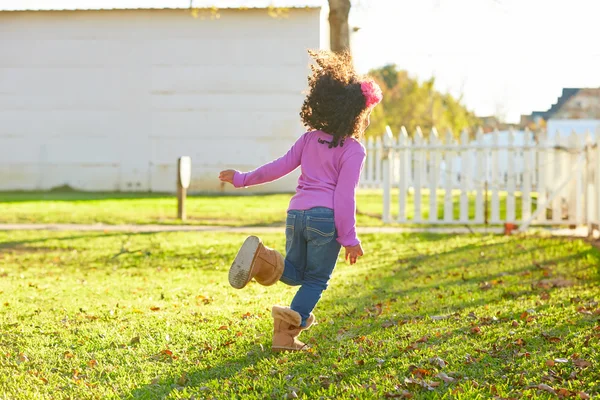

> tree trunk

[{"left": 328, "top": 0, "right": 351, "bottom": 53}]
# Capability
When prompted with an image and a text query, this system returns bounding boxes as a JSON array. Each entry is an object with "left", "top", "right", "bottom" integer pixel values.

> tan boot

[
  {"left": 228, "top": 236, "right": 284, "bottom": 289},
  {"left": 271, "top": 306, "right": 315, "bottom": 352}
]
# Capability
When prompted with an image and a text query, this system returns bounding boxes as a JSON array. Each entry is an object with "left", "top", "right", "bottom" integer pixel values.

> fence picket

[
  {"left": 375, "top": 136, "right": 382, "bottom": 185},
  {"left": 505, "top": 130, "right": 516, "bottom": 223},
  {"left": 475, "top": 129, "right": 485, "bottom": 223},
  {"left": 363, "top": 125, "right": 593, "bottom": 228},
  {"left": 444, "top": 130, "right": 454, "bottom": 223},
  {"left": 429, "top": 128, "right": 439, "bottom": 222},
  {"left": 522, "top": 129, "right": 532, "bottom": 222},
  {"left": 491, "top": 130, "right": 501, "bottom": 224},
  {"left": 570, "top": 132, "right": 582, "bottom": 224},
  {"left": 459, "top": 130, "right": 470, "bottom": 223},
  {"left": 553, "top": 134, "right": 563, "bottom": 223},
  {"left": 398, "top": 127, "right": 409, "bottom": 222},
  {"left": 413, "top": 128, "right": 424, "bottom": 222},
  {"left": 536, "top": 130, "right": 548, "bottom": 223}
]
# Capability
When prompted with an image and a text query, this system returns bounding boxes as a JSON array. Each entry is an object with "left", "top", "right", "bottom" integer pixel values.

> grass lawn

[
  {"left": 1, "top": 230, "right": 598, "bottom": 399},
  {"left": 0, "top": 190, "right": 538, "bottom": 227}
]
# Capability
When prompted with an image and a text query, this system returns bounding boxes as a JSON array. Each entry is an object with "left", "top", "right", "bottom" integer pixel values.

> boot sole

[{"left": 228, "top": 236, "right": 260, "bottom": 289}]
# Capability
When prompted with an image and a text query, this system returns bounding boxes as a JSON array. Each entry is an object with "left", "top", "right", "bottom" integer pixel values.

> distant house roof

[
  {"left": 0, "top": 0, "right": 324, "bottom": 12},
  {"left": 530, "top": 88, "right": 581, "bottom": 120}
]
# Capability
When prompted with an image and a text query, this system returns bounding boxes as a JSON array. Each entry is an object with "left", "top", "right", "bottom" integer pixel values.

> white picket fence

[{"left": 363, "top": 126, "right": 600, "bottom": 228}]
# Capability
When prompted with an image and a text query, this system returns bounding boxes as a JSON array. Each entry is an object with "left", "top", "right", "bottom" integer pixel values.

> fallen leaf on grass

[
  {"left": 355, "top": 359, "right": 365, "bottom": 366},
  {"left": 64, "top": 351, "right": 75, "bottom": 359},
  {"left": 429, "top": 356, "right": 447, "bottom": 368},
  {"left": 87, "top": 359, "right": 98, "bottom": 368},
  {"left": 416, "top": 336, "right": 429, "bottom": 343},
  {"left": 235, "top": 331, "right": 243, "bottom": 337},
  {"left": 150, "top": 307, "right": 160, "bottom": 311},
  {"left": 404, "top": 377, "right": 437, "bottom": 391},
  {"left": 319, "top": 376, "right": 331, "bottom": 389},
  {"left": 573, "top": 359, "right": 591, "bottom": 368},
  {"left": 177, "top": 372, "right": 188, "bottom": 386},
  {"left": 557, "top": 388, "right": 573, "bottom": 397},
  {"left": 17, "top": 353, "right": 29, "bottom": 364},
  {"left": 579, "top": 392, "right": 591, "bottom": 399},
  {"left": 382, "top": 320, "right": 396, "bottom": 328},
  {"left": 436, "top": 372, "right": 455, "bottom": 383},
  {"left": 218, "top": 325, "right": 228, "bottom": 330},
  {"left": 39, "top": 377, "right": 48, "bottom": 384},
  {"left": 537, "top": 278, "right": 573, "bottom": 289},
  {"left": 130, "top": 336, "right": 140, "bottom": 345},
  {"left": 384, "top": 390, "right": 413, "bottom": 398},
  {"left": 471, "top": 326, "right": 481, "bottom": 334},
  {"left": 408, "top": 365, "right": 432, "bottom": 378},
  {"left": 540, "top": 292, "right": 551, "bottom": 300},
  {"left": 577, "top": 306, "right": 593, "bottom": 315},
  {"left": 537, "top": 383, "right": 556, "bottom": 394},
  {"left": 546, "top": 360, "right": 555, "bottom": 367},
  {"left": 542, "top": 333, "right": 561, "bottom": 343}
]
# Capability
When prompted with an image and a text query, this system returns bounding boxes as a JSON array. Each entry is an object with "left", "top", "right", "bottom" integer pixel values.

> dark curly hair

[{"left": 300, "top": 50, "right": 371, "bottom": 148}]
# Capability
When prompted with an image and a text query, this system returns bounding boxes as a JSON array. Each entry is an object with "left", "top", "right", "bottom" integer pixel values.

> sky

[{"left": 349, "top": 0, "right": 600, "bottom": 122}]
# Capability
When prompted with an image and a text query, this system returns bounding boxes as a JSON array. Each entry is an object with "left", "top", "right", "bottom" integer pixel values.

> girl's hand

[
  {"left": 345, "top": 244, "right": 364, "bottom": 265},
  {"left": 219, "top": 170, "right": 235, "bottom": 185}
]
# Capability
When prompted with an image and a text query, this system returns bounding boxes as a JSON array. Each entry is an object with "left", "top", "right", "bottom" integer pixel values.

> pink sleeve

[
  {"left": 333, "top": 149, "right": 366, "bottom": 247},
  {"left": 233, "top": 133, "right": 308, "bottom": 188}
]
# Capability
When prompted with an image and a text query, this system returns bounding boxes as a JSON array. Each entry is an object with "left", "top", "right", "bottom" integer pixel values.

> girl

[{"left": 219, "top": 50, "right": 382, "bottom": 352}]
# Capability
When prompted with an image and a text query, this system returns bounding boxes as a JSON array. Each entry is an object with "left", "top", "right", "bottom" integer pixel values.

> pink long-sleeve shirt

[{"left": 233, "top": 130, "right": 366, "bottom": 247}]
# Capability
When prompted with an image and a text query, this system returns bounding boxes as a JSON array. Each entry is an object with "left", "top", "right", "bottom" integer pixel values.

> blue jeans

[{"left": 279, "top": 207, "right": 342, "bottom": 327}]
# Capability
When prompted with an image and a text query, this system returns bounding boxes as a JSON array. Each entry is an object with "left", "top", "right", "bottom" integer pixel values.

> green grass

[
  {"left": 1, "top": 231, "right": 598, "bottom": 399},
  {"left": 0, "top": 190, "right": 539, "bottom": 227}
]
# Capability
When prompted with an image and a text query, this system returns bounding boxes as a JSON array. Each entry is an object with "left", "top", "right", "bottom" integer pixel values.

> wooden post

[{"left": 177, "top": 156, "right": 191, "bottom": 221}]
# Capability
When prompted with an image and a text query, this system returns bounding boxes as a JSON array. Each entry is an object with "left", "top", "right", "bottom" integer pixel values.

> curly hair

[{"left": 300, "top": 50, "right": 371, "bottom": 148}]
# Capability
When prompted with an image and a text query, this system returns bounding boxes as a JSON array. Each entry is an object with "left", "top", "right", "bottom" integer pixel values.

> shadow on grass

[{"left": 113, "top": 234, "right": 600, "bottom": 398}]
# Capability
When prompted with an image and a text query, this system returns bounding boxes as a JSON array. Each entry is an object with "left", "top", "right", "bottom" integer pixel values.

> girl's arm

[
  {"left": 231, "top": 133, "right": 308, "bottom": 188},
  {"left": 333, "top": 149, "right": 366, "bottom": 247}
]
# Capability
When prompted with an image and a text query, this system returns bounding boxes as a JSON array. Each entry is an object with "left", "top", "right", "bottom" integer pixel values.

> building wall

[
  {"left": 552, "top": 89, "right": 600, "bottom": 120},
  {"left": 0, "top": 8, "right": 322, "bottom": 193}
]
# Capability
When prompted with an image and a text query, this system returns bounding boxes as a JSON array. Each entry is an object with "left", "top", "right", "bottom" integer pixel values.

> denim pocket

[
  {"left": 306, "top": 216, "right": 336, "bottom": 246},
  {"left": 285, "top": 214, "right": 296, "bottom": 253}
]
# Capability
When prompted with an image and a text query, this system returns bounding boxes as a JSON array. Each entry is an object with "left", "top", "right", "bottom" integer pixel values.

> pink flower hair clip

[{"left": 360, "top": 80, "right": 383, "bottom": 109}]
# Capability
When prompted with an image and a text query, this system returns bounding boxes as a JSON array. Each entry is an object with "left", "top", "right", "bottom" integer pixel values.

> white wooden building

[{"left": 0, "top": 0, "right": 328, "bottom": 193}]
